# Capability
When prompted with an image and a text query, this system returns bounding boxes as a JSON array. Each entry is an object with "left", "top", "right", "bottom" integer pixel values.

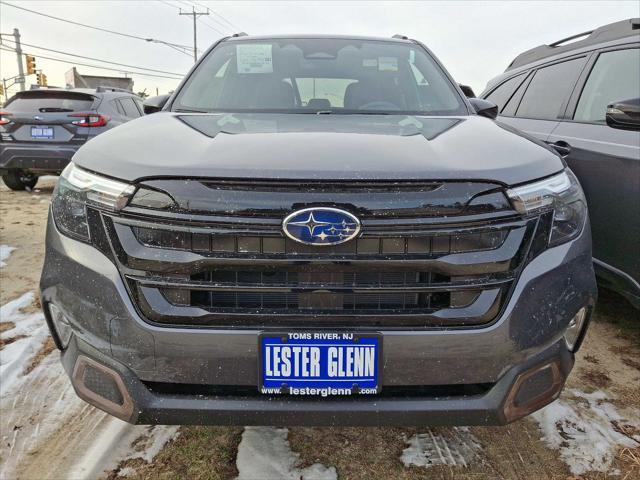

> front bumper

[
  {"left": 40, "top": 213, "right": 597, "bottom": 426},
  {"left": 0, "top": 142, "right": 81, "bottom": 174}
]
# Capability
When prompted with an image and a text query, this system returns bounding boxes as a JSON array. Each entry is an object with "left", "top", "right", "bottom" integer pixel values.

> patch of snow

[
  {"left": 69, "top": 422, "right": 179, "bottom": 479},
  {"left": 236, "top": 427, "right": 337, "bottom": 480},
  {"left": 0, "top": 292, "right": 178, "bottom": 479},
  {"left": 532, "top": 389, "right": 640, "bottom": 475},
  {"left": 0, "top": 292, "right": 49, "bottom": 395},
  {"left": 0, "top": 351, "right": 86, "bottom": 479},
  {"left": 401, "top": 427, "right": 482, "bottom": 468},
  {"left": 118, "top": 466, "right": 138, "bottom": 477},
  {"left": 125, "top": 425, "right": 180, "bottom": 463},
  {"left": 0, "top": 245, "right": 16, "bottom": 267}
]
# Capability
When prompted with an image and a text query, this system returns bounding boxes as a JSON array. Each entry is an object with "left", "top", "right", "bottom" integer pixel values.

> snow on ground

[
  {"left": 68, "top": 420, "right": 179, "bottom": 479},
  {"left": 532, "top": 389, "right": 640, "bottom": 475},
  {"left": 0, "top": 293, "right": 179, "bottom": 479},
  {"left": 0, "top": 292, "right": 49, "bottom": 394},
  {"left": 401, "top": 427, "right": 483, "bottom": 468},
  {"left": 236, "top": 427, "right": 337, "bottom": 480},
  {"left": 0, "top": 245, "right": 16, "bottom": 267}
]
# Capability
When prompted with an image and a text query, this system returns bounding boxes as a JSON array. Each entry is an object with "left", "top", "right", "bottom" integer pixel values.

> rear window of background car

[{"left": 6, "top": 93, "right": 94, "bottom": 113}]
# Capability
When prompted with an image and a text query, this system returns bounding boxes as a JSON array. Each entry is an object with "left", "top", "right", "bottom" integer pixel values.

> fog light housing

[
  {"left": 503, "top": 361, "right": 563, "bottom": 423},
  {"left": 48, "top": 303, "right": 73, "bottom": 348},
  {"left": 72, "top": 356, "right": 134, "bottom": 422},
  {"left": 564, "top": 307, "right": 588, "bottom": 351}
]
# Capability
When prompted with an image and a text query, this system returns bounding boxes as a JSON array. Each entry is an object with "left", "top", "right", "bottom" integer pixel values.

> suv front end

[{"left": 39, "top": 35, "right": 597, "bottom": 426}]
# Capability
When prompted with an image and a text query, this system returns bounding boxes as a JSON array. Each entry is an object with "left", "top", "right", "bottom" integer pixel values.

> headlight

[
  {"left": 52, "top": 163, "right": 134, "bottom": 241},
  {"left": 507, "top": 170, "right": 586, "bottom": 246}
]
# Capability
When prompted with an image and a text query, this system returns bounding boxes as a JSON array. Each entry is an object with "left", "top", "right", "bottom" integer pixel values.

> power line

[
  {"left": 2, "top": 38, "right": 185, "bottom": 76},
  {"left": 190, "top": 0, "right": 242, "bottom": 31},
  {"left": 0, "top": 45, "right": 183, "bottom": 79},
  {"left": 2, "top": 2, "right": 193, "bottom": 51},
  {"left": 170, "top": 0, "right": 228, "bottom": 36}
]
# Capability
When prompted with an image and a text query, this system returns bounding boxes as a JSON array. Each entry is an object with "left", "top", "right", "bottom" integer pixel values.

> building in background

[{"left": 65, "top": 67, "right": 133, "bottom": 91}]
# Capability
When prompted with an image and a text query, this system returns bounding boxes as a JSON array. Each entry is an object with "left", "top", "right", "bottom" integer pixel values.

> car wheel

[{"left": 2, "top": 170, "right": 38, "bottom": 191}]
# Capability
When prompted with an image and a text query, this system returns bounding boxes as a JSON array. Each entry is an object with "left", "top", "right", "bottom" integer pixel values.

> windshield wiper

[{"left": 174, "top": 108, "right": 209, "bottom": 113}]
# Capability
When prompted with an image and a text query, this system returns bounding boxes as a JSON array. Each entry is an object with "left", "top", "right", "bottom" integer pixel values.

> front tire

[{"left": 2, "top": 170, "right": 38, "bottom": 191}]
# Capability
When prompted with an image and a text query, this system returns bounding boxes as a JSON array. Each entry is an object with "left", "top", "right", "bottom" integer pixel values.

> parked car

[
  {"left": 0, "top": 86, "right": 145, "bottom": 190},
  {"left": 481, "top": 18, "right": 640, "bottom": 307},
  {"left": 40, "top": 34, "right": 596, "bottom": 426}
]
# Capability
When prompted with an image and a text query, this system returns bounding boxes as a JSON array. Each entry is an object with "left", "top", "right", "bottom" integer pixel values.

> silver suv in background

[
  {"left": 482, "top": 18, "right": 640, "bottom": 307},
  {"left": 0, "top": 87, "right": 145, "bottom": 190}
]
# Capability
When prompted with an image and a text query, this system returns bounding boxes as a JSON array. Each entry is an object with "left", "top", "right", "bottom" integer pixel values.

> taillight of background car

[{"left": 68, "top": 113, "right": 109, "bottom": 127}]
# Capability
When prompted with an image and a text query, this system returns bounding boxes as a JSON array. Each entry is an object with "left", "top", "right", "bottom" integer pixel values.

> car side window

[
  {"left": 485, "top": 73, "right": 526, "bottom": 113},
  {"left": 574, "top": 48, "right": 640, "bottom": 123},
  {"left": 515, "top": 57, "right": 586, "bottom": 120},
  {"left": 133, "top": 98, "right": 145, "bottom": 115},
  {"left": 111, "top": 99, "right": 125, "bottom": 115},
  {"left": 120, "top": 97, "right": 141, "bottom": 118}
]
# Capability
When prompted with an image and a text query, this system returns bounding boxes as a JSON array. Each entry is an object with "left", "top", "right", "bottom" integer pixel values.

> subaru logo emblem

[{"left": 283, "top": 207, "right": 361, "bottom": 246}]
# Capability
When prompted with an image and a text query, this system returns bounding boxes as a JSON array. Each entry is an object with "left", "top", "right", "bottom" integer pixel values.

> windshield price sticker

[
  {"left": 237, "top": 44, "right": 273, "bottom": 74},
  {"left": 378, "top": 57, "right": 398, "bottom": 71}
]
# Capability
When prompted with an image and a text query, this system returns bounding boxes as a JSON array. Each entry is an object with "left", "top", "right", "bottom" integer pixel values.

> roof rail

[
  {"left": 506, "top": 18, "right": 640, "bottom": 71},
  {"left": 231, "top": 32, "right": 248, "bottom": 37},
  {"left": 96, "top": 86, "right": 132, "bottom": 93},
  {"left": 392, "top": 34, "right": 409, "bottom": 40}
]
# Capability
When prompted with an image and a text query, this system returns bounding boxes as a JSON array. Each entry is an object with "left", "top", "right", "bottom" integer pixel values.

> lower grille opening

[
  {"left": 187, "top": 291, "right": 451, "bottom": 311},
  {"left": 142, "top": 381, "right": 494, "bottom": 398}
]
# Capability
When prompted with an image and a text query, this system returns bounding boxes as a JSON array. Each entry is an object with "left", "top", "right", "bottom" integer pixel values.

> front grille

[
  {"left": 96, "top": 180, "right": 539, "bottom": 330},
  {"left": 133, "top": 226, "right": 509, "bottom": 256}
]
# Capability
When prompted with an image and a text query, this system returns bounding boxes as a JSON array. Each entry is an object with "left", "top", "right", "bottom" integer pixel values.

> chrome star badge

[{"left": 282, "top": 207, "right": 361, "bottom": 246}]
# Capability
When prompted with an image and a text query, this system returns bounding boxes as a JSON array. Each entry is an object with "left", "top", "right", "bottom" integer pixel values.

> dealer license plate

[
  {"left": 259, "top": 332, "right": 381, "bottom": 396},
  {"left": 31, "top": 126, "right": 54, "bottom": 139}
]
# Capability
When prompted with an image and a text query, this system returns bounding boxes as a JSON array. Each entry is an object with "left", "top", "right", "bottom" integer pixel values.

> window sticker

[
  {"left": 236, "top": 44, "right": 273, "bottom": 74},
  {"left": 409, "top": 49, "right": 415, "bottom": 64},
  {"left": 362, "top": 58, "right": 378, "bottom": 68},
  {"left": 378, "top": 57, "right": 398, "bottom": 72}
]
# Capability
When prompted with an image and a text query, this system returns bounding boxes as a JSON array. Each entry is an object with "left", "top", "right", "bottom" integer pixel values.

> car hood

[{"left": 73, "top": 112, "right": 563, "bottom": 185}]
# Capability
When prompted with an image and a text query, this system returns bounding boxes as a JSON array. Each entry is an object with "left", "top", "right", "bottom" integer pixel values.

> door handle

[{"left": 548, "top": 140, "right": 572, "bottom": 157}]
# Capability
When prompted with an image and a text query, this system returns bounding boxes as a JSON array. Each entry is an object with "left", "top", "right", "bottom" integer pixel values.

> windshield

[{"left": 172, "top": 38, "right": 467, "bottom": 115}]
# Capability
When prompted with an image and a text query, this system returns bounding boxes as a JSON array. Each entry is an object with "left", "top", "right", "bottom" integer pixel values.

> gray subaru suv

[
  {"left": 1, "top": 87, "right": 145, "bottom": 190},
  {"left": 40, "top": 34, "right": 597, "bottom": 426}
]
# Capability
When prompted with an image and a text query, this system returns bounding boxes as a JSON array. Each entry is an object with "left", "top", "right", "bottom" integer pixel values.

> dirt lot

[{"left": 1, "top": 178, "right": 639, "bottom": 480}]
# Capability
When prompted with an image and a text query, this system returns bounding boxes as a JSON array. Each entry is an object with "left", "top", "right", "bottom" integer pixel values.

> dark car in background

[
  {"left": 481, "top": 18, "right": 640, "bottom": 307},
  {"left": 0, "top": 87, "right": 145, "bottom": 190},
  {"left": 40, "top": 34, "right": 597, "bottom": 426}
]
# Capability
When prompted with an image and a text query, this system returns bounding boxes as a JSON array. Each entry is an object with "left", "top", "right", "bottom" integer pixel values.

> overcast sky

[{"left": 1, "top": 0, "right": 638, "bottom": 98}]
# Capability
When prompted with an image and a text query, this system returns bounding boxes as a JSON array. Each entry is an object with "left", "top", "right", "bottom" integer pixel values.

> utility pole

[
  {"left": 13, "top": 28, "right": 25, "bottom": 91},
  {"left": 179, "top": 6, "right": 209, "bottom": 62}
]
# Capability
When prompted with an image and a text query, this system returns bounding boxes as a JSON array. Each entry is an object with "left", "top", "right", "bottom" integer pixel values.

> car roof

[
  {"left": 18, "top": 88, "right": 138, "bottom": 98},
  {"left": 506, "top": 18, "right": 639, "bottom": 71},
  {"left": 224, "top": 33, "right": 413, "bottom": 44},
  {"left": 482, "top": 18, "right": 639, "bottom": 94}
]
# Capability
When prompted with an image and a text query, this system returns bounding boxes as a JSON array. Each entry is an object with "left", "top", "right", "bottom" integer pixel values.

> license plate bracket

[{"left": 259, "top": 332, "right": 381, "bottom": 396}]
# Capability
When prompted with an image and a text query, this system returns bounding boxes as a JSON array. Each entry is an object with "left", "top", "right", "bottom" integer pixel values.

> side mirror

[
  {"left": 606, "top": 98, "right": 640, "bottom": 131},
  {"left": 468, "top": 98, "right": 498, "bottom": 120},
  {"left": 143, "top": 94, "right": 171, "bottom": 114},
  {"left": 458, "top": 84, "right": 476, "bottom": 98}
]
